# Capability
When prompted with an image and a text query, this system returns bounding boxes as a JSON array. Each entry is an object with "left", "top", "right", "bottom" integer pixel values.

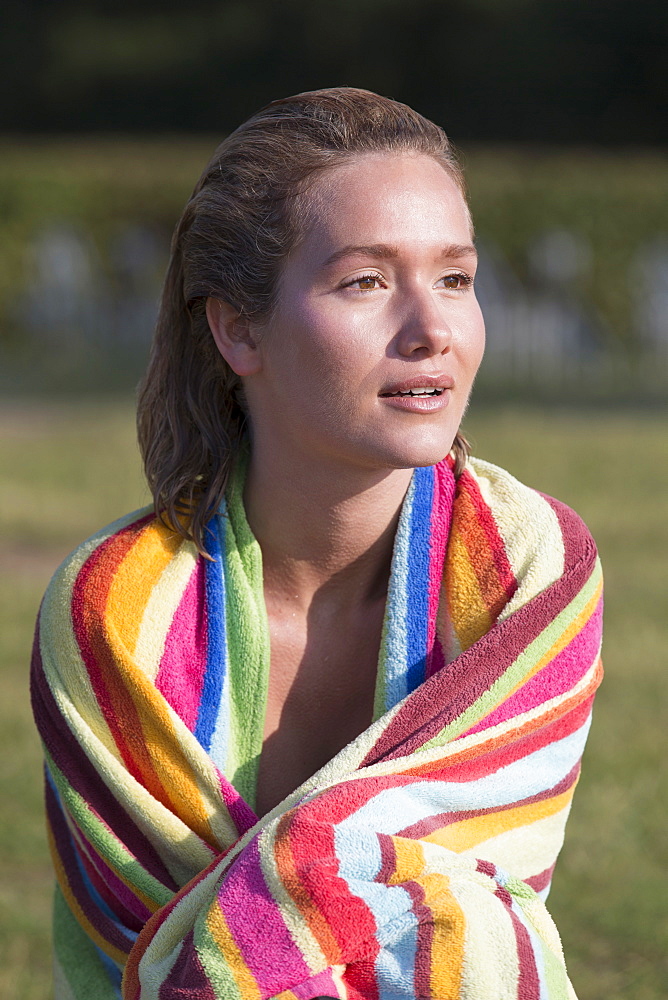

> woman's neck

[{"left": 243, "top": 441, "right": 414, "bottom": 611}]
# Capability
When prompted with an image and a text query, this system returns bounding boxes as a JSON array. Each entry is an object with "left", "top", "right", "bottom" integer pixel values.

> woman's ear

[{"left": 205, "top": 297, "right": 262, "bottom": 376}]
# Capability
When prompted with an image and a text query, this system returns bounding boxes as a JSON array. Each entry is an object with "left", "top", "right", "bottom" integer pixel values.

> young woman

[{"left": 31, "top": 88, "right": 603, "bottom": 999}]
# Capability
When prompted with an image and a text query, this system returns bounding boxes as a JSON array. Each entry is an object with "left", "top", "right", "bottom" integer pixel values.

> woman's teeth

[{"left": 385, "top": 387, "right": 444, "bottom": 397}]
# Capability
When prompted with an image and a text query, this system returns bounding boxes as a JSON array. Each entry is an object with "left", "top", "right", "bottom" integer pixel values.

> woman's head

[{"left": 138, "top": 87, "right": 480, "bottom": 551}]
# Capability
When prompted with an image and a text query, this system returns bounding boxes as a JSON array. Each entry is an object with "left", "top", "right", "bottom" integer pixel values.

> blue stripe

[
  {"left": 403, "top": 465, "right": 434, "bottom": 693},
  {"left": 194, "top": 518, "right": 228, "bottom": 750},
  {"left": 94, "top": 944, "right": 124, "bottom": 995},
  {"left": 334, "top": 824, "right": 418, "bottom": 996},
  {"left": 46, "top": 769, "right": 138, "bottom": 952}
]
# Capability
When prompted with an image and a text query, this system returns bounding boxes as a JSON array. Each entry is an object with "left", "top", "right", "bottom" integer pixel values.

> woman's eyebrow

[
  {"left": 322, "top": 243, "right": 399, "bottom": 268},
  {"left": 321, "top": 242, "right": 478, "bottom": 268}
]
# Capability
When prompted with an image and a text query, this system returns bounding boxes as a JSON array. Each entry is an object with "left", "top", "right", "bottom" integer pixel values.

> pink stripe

[
  {"left": 217, "top": 771, "right": 258, "bottom": 835},
  {"left": 462, "top": 596, "right": 602, "bottom": 736},
  {"left": 426, "top": 462, "right": 455, "bottom": 678},
  {"left": 155, "top": 560, "right": 207, "bottom": 732},
  {"left": 218, "top": 834, "right": 311, "bottom": 992}
]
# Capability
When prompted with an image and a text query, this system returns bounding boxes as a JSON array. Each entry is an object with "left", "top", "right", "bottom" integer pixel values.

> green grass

[{"left": 0, "top": 398, "right": 665, "bottom": 999}]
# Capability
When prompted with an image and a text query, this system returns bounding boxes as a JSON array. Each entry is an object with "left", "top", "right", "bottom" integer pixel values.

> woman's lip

[{"left": 378, "top": 373, "right": 455, "bottom": 396}]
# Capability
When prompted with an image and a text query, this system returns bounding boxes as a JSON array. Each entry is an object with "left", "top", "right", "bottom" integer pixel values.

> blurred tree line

[{"left": 2, "top": 0, "right": 668, "bottom": 143}]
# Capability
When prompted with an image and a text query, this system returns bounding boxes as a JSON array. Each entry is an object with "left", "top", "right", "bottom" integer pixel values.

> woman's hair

[{"left": 137, "top": 86, "right": 472, "bottom": 552}]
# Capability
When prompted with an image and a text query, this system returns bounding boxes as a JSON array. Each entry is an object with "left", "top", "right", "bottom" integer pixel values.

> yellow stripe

[
  {"left": 423, "top": 871, "right": 465, "bottom": 1000},
  {"left": 134, "top": 542, "right": 198, "bottom": 680},
  {"left": 388, "top": 836, "right": 425, "bottom": 883},
  {"left": 386, "top": 839, "right": 464, "bottom": 999},
  {"left": 206, "top": 901, "right": 262, "bottom": 999},
  {"left": 422, "top": 786, "right": 575, "bottom": 853},
  {"left": 459, "top": 806, "right": 574, "bottom": 881},
  {"left": 98, "top": 625, "right": 218, "bottom": 845},
  {"left": 446, "top": 531, "right": 492, "bottom": 651},
  {"left": 107, "top": 521, "right": 181, "bottom": 659}
]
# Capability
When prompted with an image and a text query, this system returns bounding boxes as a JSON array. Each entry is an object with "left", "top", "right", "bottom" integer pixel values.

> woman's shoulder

[
  {"left": 41, "top": 504, "right": 200, "bottom": 616},
  {"left": 463, "top": 454, "right": 595, "bottom": 541},
  {"left": 459, "top": 455, "right": 598, "bottom": 620}
]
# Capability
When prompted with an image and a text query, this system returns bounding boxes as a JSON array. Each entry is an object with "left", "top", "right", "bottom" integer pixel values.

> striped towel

[{"left": 31, "top": 456, "right": 603, "bottom": 999}]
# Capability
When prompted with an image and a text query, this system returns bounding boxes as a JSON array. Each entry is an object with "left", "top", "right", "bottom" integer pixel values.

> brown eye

[
  {"left": 441, "top": 272, "right": 472, "bottom": 290},
  {"left": 342, "top": 272, "right": 384, "bottom": 291}
]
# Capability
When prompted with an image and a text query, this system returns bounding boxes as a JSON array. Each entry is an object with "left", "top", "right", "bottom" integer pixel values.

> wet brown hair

[{"left": 137, "top": 87, "right": 472, "bottom": 553}]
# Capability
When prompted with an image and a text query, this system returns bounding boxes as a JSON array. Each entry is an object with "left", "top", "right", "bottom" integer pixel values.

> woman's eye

[
  {"left": 343, "top": 273, "right": 383, "bottom": 291},
  {"left": 441, "top": 272, "right": 473, "bottom": 290}
]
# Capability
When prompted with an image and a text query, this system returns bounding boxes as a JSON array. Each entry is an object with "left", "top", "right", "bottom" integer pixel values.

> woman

[{"left": 31, "top": 88, "right": 603, "bottom": 999}]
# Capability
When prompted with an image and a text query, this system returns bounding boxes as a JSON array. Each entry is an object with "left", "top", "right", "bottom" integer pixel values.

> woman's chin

[{"left": 349, "top": 434, "right": 458, "bottom": 472}]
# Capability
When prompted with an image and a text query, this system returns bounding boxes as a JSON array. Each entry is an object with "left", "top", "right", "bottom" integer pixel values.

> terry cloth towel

[{"left": 31, "top": 456, "right": 603, "bottom": 1000}]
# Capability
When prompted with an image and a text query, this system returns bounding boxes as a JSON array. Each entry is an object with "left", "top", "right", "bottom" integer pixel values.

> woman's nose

[{"left": 394, "top": 289, "right": 452, "bottom": 358}]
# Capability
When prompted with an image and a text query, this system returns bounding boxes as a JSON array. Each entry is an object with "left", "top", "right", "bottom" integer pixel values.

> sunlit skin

[{"left": 207, "top": 153, "right": 486, "bottom": 814}]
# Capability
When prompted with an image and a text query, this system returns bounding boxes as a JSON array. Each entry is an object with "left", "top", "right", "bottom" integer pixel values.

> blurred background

[{"left": 1, "top": 2, "right": 666, "bottom": 998}]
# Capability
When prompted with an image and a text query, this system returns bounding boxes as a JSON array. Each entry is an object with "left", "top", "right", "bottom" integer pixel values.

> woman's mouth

[{"left": 378, "top": 374, "right": 454, "bottom": 410}]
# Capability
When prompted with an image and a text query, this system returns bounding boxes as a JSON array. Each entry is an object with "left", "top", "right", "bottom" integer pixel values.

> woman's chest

[{"left": 255, "top": 599, "right": 385, "bottom": 816}]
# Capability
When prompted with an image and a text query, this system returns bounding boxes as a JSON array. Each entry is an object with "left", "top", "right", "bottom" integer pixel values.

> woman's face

[{"left": 234, "top": 152, "right": 485, "bottom": 473}]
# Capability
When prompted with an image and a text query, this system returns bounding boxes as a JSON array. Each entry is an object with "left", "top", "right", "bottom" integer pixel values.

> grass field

[{"left": 0, "top": 398, "right": 665, "bottom": 1000}]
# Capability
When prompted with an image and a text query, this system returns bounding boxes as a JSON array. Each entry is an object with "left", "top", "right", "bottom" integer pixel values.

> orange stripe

[
  {"left": 455, "top": 486, "right": 509, "bottom": 619},
  {"left": 446, "top": 528, "right": 493, "bottom": 650},
  {"left": 80, "top": 521, "right": 216, "bottom": 845},
  {"left": 107, "top": 522, "right": 179, "bottom": 656}
]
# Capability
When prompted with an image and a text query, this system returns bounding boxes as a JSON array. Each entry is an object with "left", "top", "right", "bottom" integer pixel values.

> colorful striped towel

[{"left": 31, "top": 456, "right": 603, "bottom": 999}]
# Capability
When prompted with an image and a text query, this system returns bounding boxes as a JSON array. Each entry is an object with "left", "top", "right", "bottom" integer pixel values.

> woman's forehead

[{"left": 296, "top": 152, "right": 473, "bottom": 254}]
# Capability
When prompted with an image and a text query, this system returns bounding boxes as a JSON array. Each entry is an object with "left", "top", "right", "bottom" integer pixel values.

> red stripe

[
  {"left": 375, "top": 832, "right": 397, "bottom": 885},
  {"left": 405, "top": 879, "right": 435, "bottom": 996},
  {"left": 71, "top": 519, "right": 175, "bottom": 807},
  {"left": 158, "top": 930, "right": 218, "bottom": 1000},
  {"left": 525, "top": 864, "right": 556, "bottom": 894},
  {"left": 408, "top": 697, "right": 593, "bottom": 786},
  {"left": 460, "top": 470, "right": 517, "bottom": 601},
  {"left": 506, "top": 899, "right": 542, "bottom": 999},
  {"left": 285, "top": 811, "right": 379, "bottom": 968}
]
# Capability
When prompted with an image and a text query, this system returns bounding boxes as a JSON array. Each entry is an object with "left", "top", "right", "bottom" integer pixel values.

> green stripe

[
  {"left": 506, "top": 876, "right": 572, "bottom": 998},
  {"left": 223, "top": 455, "right": 270, "bottom": 810},
  {"left": 45, "top": 751, "right": 173, "bottom": 908},
  {"left": 196, "top": 908, "right": 245, "bottom": 1000},
  {"left": 53, "top": 885, "right": 121, "bottom": 999},
  {"left": 422, "top": 557, "right": 602, "bottom": 751},
  {"left": 373, "top": 615, "right": 391, "bottom": 721}
]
